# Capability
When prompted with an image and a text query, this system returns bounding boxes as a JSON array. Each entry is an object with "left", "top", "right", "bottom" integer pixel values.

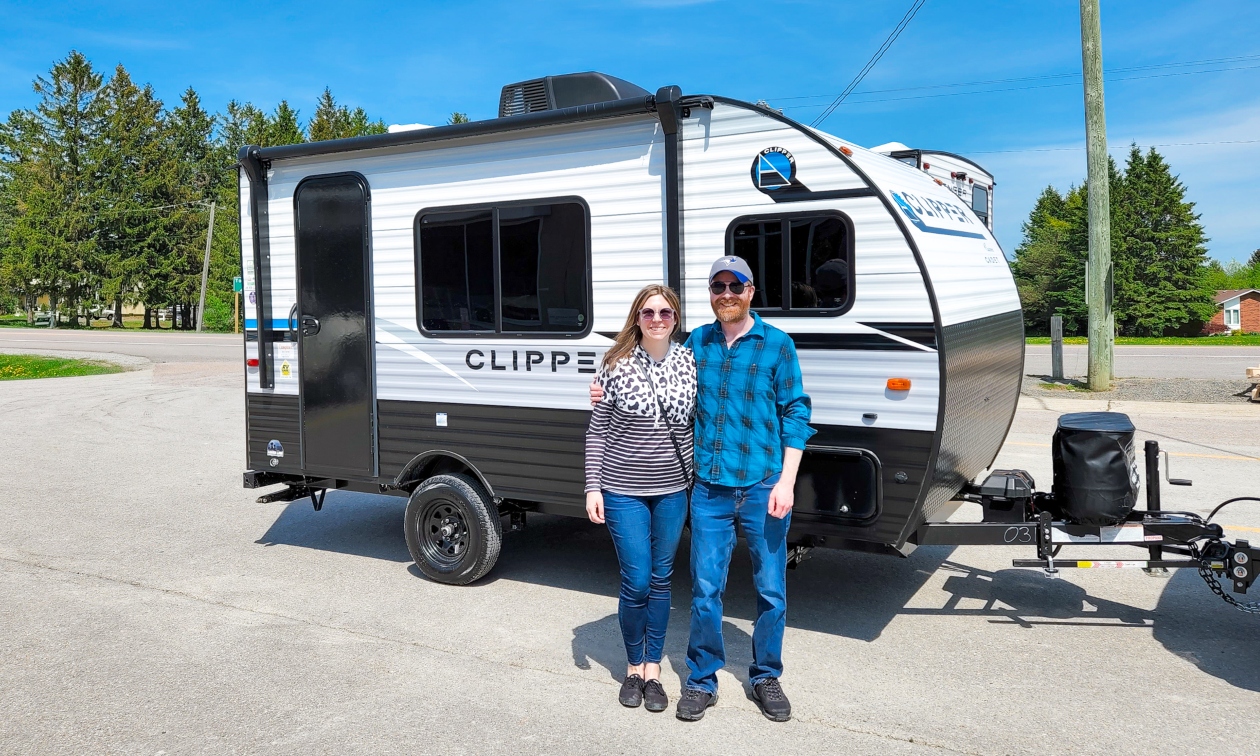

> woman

[{"left": 585, "top": 284, "right": 696, "bottom": 712}]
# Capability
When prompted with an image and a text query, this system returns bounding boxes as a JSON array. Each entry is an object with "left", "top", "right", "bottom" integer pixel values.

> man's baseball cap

[{"left": 708, "top": 256, "right": 754, "bottom": 284}]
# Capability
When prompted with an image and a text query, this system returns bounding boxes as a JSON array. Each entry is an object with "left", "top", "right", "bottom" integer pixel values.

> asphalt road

[
  {"left": 1, "top": 349, "right": 1258, "bottom": 754},
  {"left": 1025, "top": 344, "right": 1260, "bottom": 379},
  {"left": 0, "top": 327, "right": 240, "bottom": 363}
]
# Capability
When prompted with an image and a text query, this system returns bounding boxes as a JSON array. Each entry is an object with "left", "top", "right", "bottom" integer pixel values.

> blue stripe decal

[{"left": 244, "top": 318, "right": 295, "bottom": 330}]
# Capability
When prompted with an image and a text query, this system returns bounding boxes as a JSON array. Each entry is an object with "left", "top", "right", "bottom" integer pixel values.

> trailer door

[{"left": 294, "top": 173, "right": 375, "bottom": 477}]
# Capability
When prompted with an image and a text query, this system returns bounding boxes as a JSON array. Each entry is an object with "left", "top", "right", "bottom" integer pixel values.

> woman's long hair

[{"left": 601, "top": 284, "right": 682, "bottom": 371}]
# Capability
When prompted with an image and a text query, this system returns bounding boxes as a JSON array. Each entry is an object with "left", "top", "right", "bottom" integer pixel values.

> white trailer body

[{"left": 238, "top": 74, "right": 1023, "bottom": 579}]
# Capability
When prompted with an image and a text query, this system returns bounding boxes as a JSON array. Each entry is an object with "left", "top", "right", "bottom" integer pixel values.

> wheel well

[{"left": 396, "top": 451, "right": 495, "bottom": 499}]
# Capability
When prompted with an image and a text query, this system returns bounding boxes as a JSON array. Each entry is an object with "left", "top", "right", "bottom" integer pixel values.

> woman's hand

[
  {"left": 589, "top": 380, "right": 605, "bottom": 405},
  {"left": 586, "top": 490, "right": 605, "bottom": 524}
]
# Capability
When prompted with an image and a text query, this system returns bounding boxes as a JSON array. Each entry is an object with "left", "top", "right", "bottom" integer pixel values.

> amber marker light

[
  {"left": 887, "top": 378, "right": 911, "bottom": 391},
  {"left": 839, "top": 145, "right": 853, "bottom": 156}
]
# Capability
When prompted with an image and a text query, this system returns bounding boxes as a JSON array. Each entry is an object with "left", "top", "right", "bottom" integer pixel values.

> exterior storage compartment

[{"left": 1052, "top": 412, "right": 1140, "bottom": 525}]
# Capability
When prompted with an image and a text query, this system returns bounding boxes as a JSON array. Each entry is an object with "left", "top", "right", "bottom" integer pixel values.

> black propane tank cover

[{"left": 1052, "top": 412, "right": 1140, "bottom": 526}]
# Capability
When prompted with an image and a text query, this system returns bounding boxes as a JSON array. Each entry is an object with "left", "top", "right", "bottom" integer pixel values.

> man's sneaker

[
  {"left": 619, "top": 674, "right": 644, "bottom": 707},
  {"left": 752, "top": 678, "right": 792, "bottom": 721},
  {"left": 675, "top": 688, "right": 717, "bottom": 721},
  {"left": 643, "top": 679, "right": 669, "bottom": 712}
]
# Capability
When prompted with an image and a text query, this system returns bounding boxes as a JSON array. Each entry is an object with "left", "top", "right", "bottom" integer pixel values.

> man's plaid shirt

[{"left": 684, "top": 312, "right": 815, "bottom": 488}]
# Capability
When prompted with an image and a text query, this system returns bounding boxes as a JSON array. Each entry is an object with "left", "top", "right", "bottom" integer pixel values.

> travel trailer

[{"left": 237, "top": 73, "right": 1256, "bottom": 602}]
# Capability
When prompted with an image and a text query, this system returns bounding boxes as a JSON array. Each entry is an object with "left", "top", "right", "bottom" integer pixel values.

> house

[{"left": 1205, "top": 289, "right": 1260, "bottom": 333}]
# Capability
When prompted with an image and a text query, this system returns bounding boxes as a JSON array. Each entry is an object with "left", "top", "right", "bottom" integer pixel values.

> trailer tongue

[{"left": 914, "top": 412, "right": 1260, "bottom": 614}]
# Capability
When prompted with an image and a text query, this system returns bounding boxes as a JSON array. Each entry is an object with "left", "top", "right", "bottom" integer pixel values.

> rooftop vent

[{"left": 498, "top": 72, "right": 649, "bottom": 118}]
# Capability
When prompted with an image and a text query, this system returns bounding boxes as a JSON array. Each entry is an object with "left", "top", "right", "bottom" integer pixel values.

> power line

[
  {"left": 776, "top": 52, "right": 1260, "bottom": 103},
  {"left": 966, "top": 139, "right": 1260, "bottom": 155},
  {"left": 810, "top": 0, "right": 928, "bottom": 127},
  {"left": 786, "top": 62, "right": 1260, "bottom": 111},
  {"left": 91, "top": 199, "right": 212, "bottom": 218}
]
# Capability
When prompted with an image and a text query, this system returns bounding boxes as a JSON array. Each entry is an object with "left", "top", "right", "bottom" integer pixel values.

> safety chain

[{"left": 1192, "top": 542, "right": 1260, "bottom": 615}]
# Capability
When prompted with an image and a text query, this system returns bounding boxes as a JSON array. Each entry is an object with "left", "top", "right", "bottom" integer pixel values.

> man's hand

[
  {"left": 768, "top": 447, "right": 803, "bottom": 519},
  {"left": 589, "top": 380, "right": 604, "bottom": 406},
  {"left": 767, "top": 479, "right": 794, "bottom": 519},
  {"left": 586, "top": 490, "right": 605, "bottom": 523}
]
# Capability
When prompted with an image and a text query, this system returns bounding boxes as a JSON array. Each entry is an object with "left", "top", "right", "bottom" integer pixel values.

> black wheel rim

[{"left": 418, "top": 498, "right": 470, "bottom": 569}]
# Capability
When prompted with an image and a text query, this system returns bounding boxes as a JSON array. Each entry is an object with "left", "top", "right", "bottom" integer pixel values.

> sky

[{"left": 2, "top": 0, "right": 1257, "bottom": 263}]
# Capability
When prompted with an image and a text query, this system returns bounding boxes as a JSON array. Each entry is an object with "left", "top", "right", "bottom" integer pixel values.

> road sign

[{"left": 233, "top": 276, "right": 243, "bottom": 293}]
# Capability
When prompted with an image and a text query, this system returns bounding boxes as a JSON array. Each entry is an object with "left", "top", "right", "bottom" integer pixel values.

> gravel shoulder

[{"left": 1022, "top": 375, "right": 1257, "bottom": 404}]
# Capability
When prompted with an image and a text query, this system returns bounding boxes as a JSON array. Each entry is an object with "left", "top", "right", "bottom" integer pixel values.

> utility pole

[
  {"left": 196, "top": 201, "right": 216, "bottom": 332},
  {"left": 1080, "top": 0, "right": 1112, "bottom": 390}
]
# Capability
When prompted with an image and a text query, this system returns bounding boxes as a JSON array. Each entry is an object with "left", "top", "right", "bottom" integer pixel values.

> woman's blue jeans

[{"left": 602, "top": 489, "right": 689, "bottom": 665}]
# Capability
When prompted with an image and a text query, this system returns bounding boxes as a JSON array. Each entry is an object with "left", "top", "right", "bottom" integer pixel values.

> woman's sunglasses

[
  {"left": 638, "top": 307, "right": 675, "bottom": 322},
  {"left": 708, "top": 281, "right": 747, "bottom": 295}
]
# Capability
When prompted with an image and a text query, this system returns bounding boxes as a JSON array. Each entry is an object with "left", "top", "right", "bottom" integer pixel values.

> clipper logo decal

[
  {"left": 892, "top": 190, "right": 987, "bottom": 239},
  {"left": 751, "top": 147, "right": 798, "bottom": 191},
  {"left": 266, "top": 439, "right": 284, "bottom": 458}
]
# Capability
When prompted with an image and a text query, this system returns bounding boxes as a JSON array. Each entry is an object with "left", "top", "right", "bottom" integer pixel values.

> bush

[{"left": 202, "top": 293, "right": 235, "bottom": 332}]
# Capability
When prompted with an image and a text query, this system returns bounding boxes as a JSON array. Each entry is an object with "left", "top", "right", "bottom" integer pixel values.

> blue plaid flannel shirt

[{"left": 684, "top": 312, "right": 815, "bottom": 488}]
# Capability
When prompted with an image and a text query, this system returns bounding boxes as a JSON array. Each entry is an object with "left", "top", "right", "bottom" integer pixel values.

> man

[{"left": 590, "top": 256, "right": 814, "bottom": 722}]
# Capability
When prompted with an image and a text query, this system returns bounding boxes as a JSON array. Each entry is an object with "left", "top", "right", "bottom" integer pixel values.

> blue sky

[{"left": 2, "top": 0, "right": 1257, "bottom": 262}]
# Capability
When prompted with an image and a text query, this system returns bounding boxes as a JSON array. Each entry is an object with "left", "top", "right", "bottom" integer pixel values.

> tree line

[
  {"left": 1011, "top": 145, "right": 1252, "bottom": 336},
  {"left": 0, "top": 50, "right": 410, "bottom": 330}
]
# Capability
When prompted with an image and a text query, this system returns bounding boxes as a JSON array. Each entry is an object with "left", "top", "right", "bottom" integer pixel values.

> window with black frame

[
  {"left": 729, "top": 213, "right": 851, "bottom": 314},
  {"left": 416, "top": 201, "right": 589, "bottom": 334}
]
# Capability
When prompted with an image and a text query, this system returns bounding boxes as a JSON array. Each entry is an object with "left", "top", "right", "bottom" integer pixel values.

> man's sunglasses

[
  {"left": 638, "top": 307, "right": 675, "bottom": 322},
  {"left": 709, "top": 281, "right": 748, "bottom": 295}
]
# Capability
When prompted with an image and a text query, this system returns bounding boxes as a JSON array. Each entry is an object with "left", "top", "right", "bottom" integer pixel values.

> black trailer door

[{"left": 294, "top": 173, "right": 374, "bottom": 477}]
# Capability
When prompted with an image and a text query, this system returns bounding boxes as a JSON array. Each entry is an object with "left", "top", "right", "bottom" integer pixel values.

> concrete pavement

[
  {"left": 1, "top": 351, "right": 1258, "bottom": 754},
  {"left": 0, "top": 327, "right": 240, "bottom": 363}
]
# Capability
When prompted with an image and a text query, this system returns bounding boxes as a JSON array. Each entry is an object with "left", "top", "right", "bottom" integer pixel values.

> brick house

[{"left": 1204, "top": 289, "right": 1260, "bottom": 334}]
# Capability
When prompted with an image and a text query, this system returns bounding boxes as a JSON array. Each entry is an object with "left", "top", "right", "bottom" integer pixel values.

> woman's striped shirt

[{"left": 584, "top": 342, "right": 696, "bottom": 496}]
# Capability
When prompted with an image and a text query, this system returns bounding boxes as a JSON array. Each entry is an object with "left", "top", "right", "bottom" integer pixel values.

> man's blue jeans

[
  {"left": 685, "top": 474, "right": 790, "bottom": 693},
  {"left": 602, "top": 490, "right": 689, "bottom": 665}
]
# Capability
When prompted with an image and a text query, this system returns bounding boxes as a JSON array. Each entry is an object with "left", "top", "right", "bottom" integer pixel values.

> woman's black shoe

[
  {"left": 643, "top": 679, "right": 669, "bottom": 712},
  {"left": 675, "top": 688, "right": 717, "bottom": 721},
  {"left": 619, "top": 674, "right": 645, "bottom": 707}
]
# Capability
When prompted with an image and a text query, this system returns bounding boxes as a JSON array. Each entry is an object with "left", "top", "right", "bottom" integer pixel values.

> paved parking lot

[{"left": 1, "top": 334, "right": 1259, "bottom": 755}]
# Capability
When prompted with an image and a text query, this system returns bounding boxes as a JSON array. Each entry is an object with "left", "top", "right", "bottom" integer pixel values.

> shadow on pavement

[
  {"left": 1151, "top": 568, "right": 1260, "bottom": 692},
  {"left": 255, "top": 490, "right": 411, "bottom": 563},
  {"left": 256, "top": 492, "right": 1258, "bottom": 691}
]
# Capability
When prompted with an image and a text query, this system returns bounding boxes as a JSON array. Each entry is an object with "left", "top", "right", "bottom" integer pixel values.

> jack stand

[
  {"left": 1038, "top": 511, "right": 1059, "bottom": 579},
  {"left": 509, "top": 511, "right": 527, "bottom": 532}
]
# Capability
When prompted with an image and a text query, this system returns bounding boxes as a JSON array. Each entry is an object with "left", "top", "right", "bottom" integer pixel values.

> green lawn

[
  {"left": 1027, "top": 334, "right": 1260, "bottom": 346},
  {"left": 0, "top": 354, "right": 126, "bottom": 380}
]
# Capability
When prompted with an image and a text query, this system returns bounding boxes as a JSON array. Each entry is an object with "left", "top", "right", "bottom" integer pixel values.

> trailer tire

[{"left": 405, "top": 473, "right": 502, "bottom": 585}]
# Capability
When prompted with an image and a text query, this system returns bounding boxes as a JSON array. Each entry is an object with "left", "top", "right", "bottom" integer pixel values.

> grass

[
  {"left": 0, "top": 354, "right": 125, "bottom": 380},
  {"left": 1027, "top": 334, "right": 1260, "bottom": 346}
]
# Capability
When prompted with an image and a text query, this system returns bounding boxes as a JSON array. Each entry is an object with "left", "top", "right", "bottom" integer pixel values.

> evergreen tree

[
  {"left": 92, "top": 65, "right": 168, "bottom": 328},
  {"left": 265, "top": 101, "right": 305, "bottom": 146},
  {"left": 309, "top": 89, "right": 387, "bottom": 140},
  {"left": 448, "top": 112, "right": 470, "bottom": 125},
  {"left": 4, "top": 51, "right": 105, "bottom": 327},
  {"left": 1112, "top": 146, "right": 1214, "bottom": 335},
  {"left": 1249, "top": 249, "right": 1260, "bottom": 268},
  {"left": 1010, "top": 186, "right": 1069, "bottom": 333}
]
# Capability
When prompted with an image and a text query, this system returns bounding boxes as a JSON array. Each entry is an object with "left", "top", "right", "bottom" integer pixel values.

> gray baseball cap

[{"left": 708, "top": 255, "right": 754, "bottom": 284}]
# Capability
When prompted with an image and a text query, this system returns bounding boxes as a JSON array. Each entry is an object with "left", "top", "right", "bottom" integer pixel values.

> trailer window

[
  {"left": 418, "top": 214, "right": 495, "bottom": 331},
  {"left": 972, "top": 185, "right": 989, "bottom": 223},
  {"left": 416, "top": 199, "right": 590, "bottom": 336},
  {"left": 728, "top": 212, "right": 853, "bottom": 315}
]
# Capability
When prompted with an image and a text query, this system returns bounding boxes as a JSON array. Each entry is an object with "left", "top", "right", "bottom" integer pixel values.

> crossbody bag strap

[{"left": 635, "top": 353, "right": 693, "bottom": 489}]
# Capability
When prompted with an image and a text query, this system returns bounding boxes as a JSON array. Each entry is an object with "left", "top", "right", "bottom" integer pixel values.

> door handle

[{"left": 300, "top": 315, "right": 321, "bottom": 336}]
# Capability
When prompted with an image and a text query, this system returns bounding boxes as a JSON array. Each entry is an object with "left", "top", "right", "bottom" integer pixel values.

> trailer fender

[{"left": 393, "top": 450, "right": 497, "bottom": 500}]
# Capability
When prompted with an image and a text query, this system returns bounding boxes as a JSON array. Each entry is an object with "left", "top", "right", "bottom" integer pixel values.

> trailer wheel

[{"left": 405, "top": 473, "right": 502, "bottom": 585}]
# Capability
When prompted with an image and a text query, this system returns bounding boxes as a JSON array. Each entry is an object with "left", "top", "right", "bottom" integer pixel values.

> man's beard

[{"left": 714, "top": 297, "right": 749, "bottom": 323}]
